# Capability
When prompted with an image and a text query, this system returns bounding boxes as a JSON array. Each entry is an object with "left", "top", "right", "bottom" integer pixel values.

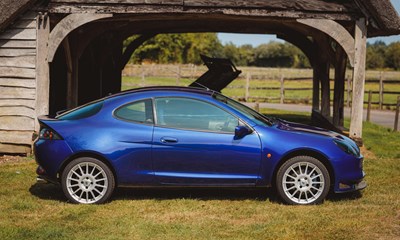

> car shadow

[
  {"left": 112, "top": 187, "right": 276, "bottom": 202},
  {"left": 29, "top": 183, "right": 67, "bottom": 202},
  {"left": 326, "top": 190, "right": 363, "bottom": 202},
  {"left": 30, "top": 183, "right": 363, "bottom": 204}
]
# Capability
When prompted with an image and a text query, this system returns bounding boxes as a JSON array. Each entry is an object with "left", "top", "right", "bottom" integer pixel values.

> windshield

[{"left": 213, "top": 93, "right": 273, "bottom": 126}]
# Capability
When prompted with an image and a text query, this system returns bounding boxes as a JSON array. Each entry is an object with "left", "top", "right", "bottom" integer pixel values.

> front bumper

[{"left": 335, "top": 171, "right": 367, "bottom": 193}]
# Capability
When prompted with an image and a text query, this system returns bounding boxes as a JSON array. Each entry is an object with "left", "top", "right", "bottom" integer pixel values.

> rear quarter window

[{"left": 57, "top": 100, "right": 104, "bottom": 120}]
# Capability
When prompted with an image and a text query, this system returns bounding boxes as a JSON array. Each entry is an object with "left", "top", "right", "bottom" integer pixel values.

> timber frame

[{"left": 0, "top": 0, "right": 399, "bottom": 153}]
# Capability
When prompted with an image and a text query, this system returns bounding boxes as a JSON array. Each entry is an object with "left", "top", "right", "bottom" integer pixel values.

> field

[
  {"left": 122, "top": 66, "right": 400, "bottom": 109},
  {"left": 1, "top": 109, "right": 399, "bottom": 240}
]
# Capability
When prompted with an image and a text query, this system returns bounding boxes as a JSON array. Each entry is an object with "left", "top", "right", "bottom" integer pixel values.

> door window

[{"left": 155, "top": 98, "right": 238, "bottom": 133}]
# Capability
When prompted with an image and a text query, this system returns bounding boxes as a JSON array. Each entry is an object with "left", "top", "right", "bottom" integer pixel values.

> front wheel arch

[
  {"left": 271, "top": 149, "right": 335, "bottom": 189},
  {"left": 58, "top": 152, "right": 118, "bottom": 186}
]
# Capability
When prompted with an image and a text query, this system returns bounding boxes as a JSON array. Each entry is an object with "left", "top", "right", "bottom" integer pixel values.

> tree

[
  {"left": 366, "top": 41, "right": 386, "bottom": 69},
  {"left": 385, "top": 42, "right": 400, "bottom": 70}
]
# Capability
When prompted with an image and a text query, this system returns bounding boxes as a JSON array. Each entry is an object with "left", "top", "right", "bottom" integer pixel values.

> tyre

[
  {"left": 61, "top": 157, "right": 115, "bottom": 204},
  {"left": 276, "top": 156, "right": 330, "bottom": 205}
]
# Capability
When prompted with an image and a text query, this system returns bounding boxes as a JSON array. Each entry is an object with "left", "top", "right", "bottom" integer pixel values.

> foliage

[{"left": 124, "top": 34, "right": 399, "bottom": 70}]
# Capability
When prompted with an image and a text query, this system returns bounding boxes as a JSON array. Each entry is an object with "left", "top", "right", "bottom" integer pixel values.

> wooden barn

[{"left": 0, "top": 0, "right": 399, "bottom": 153}]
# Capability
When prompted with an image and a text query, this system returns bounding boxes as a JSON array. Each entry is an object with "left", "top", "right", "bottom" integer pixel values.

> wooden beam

[
  {"left": 120, "top": 33, "right": 156, "bottom": 70},
  {"left": 47, "top": 13, "right": 112, "bottom": 62},
  {"left": 312, "top": 68, "right": 320, "bottom": 111},
  {"left": 47, "top": 5, "right": 355, "bottom": 21},
  {"left": 319, "top": 61, "right": 331, "bottom": 117},
  {"left": 333, "top": 47, "right": 347, "bottom": 127},
  {"left": 35, "top": 13, "right": 50, "bottom": 132},
  {"left": 297, "top": 19, "right": 355, "bottom": 67},
  {"left": 350, "top": 18, "right": 367, "bottom": 144}
]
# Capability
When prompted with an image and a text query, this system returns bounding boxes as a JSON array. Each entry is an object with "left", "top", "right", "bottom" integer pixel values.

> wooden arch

[{"left": 47, "top": 13, "right": 113, "bottom": 63}]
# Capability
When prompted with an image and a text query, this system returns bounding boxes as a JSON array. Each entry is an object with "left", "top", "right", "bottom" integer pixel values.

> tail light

[{"left": 39, "top": 128, "right": 62, "bottom": 140}]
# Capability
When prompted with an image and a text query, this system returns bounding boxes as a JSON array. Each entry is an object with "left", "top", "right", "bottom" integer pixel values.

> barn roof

[
  {"left": 0, "top": 0, "right": 36, "bottom": 32},
  {"left": 0, "top": 0, "right": 399, "bottom": 37}
]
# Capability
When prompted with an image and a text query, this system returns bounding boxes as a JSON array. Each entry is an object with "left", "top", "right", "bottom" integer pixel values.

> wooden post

[
  {"left": 245, "top": 72, "right": 250, "bottom": 102},
  {"left": 379, "top": 71, "right": 384, "bottom": 110},
  {"left": 35, "top": 13, "right": 50, "bottom": 132},
  {"left": 347, "top": 76, "right": 351, "bottom": 107},
  {"left": 176, "top": 65, "right": 181, "bottom": 86},
  {"left": 141, "top": 66, "right": 146, "bottom": 87},
  {"left": 394, "top": 96, "right": 400, "bottom": 132},
  {"left": 333, "top": 47, "right": 347, "bottom": 127},
  {"left": 320, "top": 62, "right": 331, "bottom": 117},
  {"left": 312, "top": 68, "right": 320, "bottom": 111},
  {"left": 280, "top": 74, "right": 285, "bottom": 104},
  {"left": 255, "top": 102, "right": 260, "bottom": 112},
  {"left": 366, "top": 90, "right": 372, "bottom": 122},
  {"left": 350, "top": 18, "right": 367, "bottom": 145}
]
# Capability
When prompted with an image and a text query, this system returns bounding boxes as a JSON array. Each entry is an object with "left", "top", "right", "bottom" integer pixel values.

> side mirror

[{"left": 234, "top": 125, "right": 252, "bottom": 139}]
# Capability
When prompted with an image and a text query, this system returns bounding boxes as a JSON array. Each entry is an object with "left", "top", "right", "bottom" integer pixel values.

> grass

[{"left": 1, "top": 110, "right": 399, "bottom": 239}]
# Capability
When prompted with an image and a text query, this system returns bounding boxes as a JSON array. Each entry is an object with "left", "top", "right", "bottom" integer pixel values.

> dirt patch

[
  {"left": 0, "top": 155, "right": 27, "bottom": 164},
  {"left": 360, "top": 146, "right": 377, "bottom": 159}
]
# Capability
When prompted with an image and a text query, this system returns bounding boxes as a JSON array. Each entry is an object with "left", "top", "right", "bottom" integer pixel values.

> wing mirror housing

[{"left": 234, "top": 125, "right": 252, "bottom": 139}]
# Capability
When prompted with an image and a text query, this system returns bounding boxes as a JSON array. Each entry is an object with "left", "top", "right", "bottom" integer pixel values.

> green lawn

[{"left": 1, "top": 110, "right": 399, "bottom": 239}]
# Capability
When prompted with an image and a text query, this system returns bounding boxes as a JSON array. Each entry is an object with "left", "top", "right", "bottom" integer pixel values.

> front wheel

[
  {"left": 61, "top": 157, "right": 115, "bottom": 204},
  {"left": 276, "top": 156, "right": 330, "bottom": 205}
]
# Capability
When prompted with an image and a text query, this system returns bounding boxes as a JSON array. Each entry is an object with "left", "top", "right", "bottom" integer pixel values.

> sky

[{"left": 218, "top": 0, "right": 400, "bottom": 46}]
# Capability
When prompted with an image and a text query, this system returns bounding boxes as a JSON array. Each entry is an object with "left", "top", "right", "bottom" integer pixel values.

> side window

[
  {"left": 155, "top": 97, "right": 238, "bottom": 133},
  {"left": 114, "top": 99, "right": 154, "bottom": 124}
]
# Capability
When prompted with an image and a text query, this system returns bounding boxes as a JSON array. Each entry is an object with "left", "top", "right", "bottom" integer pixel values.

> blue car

[{"left": 34, "top": 87, "right": 366, "bottom": 205}]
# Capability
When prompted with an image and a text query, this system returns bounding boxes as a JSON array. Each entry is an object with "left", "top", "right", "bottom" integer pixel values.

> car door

[{"left": 152, "top": 97, "right": 262, "bottom": 186}]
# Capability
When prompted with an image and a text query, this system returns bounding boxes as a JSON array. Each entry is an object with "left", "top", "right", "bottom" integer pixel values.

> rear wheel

[
  {"left": 61, "top": 157, "right": 115, "bottom": 204},
  {"left": 276, "top": 156, "right": 330, "bottom": 205}
]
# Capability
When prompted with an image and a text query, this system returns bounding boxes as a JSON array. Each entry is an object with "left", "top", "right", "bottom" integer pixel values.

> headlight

[{"left": 334, "top": 139, "right": 360, "bottom": 157}]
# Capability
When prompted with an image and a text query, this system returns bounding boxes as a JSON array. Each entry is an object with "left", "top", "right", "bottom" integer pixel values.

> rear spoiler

[{"left": 189, "top": 55, "right": 241, "bottom": 92}]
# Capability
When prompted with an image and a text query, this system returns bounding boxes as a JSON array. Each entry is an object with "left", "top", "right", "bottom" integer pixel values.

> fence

[{"left": 122, "top": 64, "right": 400, "bottom": 110}]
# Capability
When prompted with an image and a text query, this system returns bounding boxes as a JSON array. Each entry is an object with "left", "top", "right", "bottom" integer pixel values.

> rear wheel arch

[
  {"left": 271, "top": 149, "right": 335, "bottom": 188},
  {"left": 58, "top": 152, "right": 118, "bottom": 186}
]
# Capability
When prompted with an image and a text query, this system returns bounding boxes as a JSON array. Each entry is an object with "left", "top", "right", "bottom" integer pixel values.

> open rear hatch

[{"left": 189, "top": 55, "right": 241, "bottom": 92}]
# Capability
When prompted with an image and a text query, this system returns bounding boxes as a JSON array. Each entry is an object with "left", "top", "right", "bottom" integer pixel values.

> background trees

[{"left": 124, "top": 34, "right": 399, "bottom": 70}]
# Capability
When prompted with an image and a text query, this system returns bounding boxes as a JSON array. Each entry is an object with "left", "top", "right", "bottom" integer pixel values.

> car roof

[{"left": 105, "top": 86, "right": 215, "bottom": 100}]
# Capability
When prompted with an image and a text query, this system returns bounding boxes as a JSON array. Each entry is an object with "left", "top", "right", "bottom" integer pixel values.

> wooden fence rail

[{"left": 123, "top": 65, "right": 400, "bottom": 110}]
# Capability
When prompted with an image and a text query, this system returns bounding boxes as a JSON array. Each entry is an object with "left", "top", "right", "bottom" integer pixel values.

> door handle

[{"left": 160, "top": 137, "right": 178, "bottom": 144}]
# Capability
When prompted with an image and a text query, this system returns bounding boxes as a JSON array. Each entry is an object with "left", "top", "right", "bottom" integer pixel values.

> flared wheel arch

[
  {"left": 58, "top": 152, "right": 118, "bottom": 186},
  {"left": 271, "top": 149, "right": 335, "bottom": 189}
]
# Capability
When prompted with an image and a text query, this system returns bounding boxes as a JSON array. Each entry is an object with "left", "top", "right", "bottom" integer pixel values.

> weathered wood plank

[
  {"left": 0, "top": 99, "right": 35, "bottom": 108},
  {"left": 0, "top": 40, "right": 36, "bottom": 49},
  {"left": 51, "top": 0, "right": 183, "bottom": 4},
  {"left": 0, "top": 56, "right": 36, "bottom": 68},
  {"left": 0, "top": 67, "right": 36, "bottom": 78},
  {"left": 47, "top": 4, "right": 355, "bottom": 20},
  {"left": 50, "top": 0, "right": 357, "bottom": 12},
  {"left": 0, "top": 78, "right": 36, "bottom": 88},
  {"left": 10, "top": 20, "right": 37, "bottom": 29},
  {"left": 0, "top": 86, "right": 36, "bottom": 99},
  {"left": 0, "top": 143, "right": 31, "bottom": 154},
  {"left": 350, "top": 19, "right": 367, "bottom": 144},
  {"left": 0, "top": 106, "right": 35, "bottom": 118},
  {"left": 0, "top": 131, "right": 34, "bottom": 145},
  {"left": 0, "top": 48, "right": 36, "bottom": 57},
  {"left": 183, "top": 0, "right": 357, "bottom": 12},
  {"left": 20, "top": 11, "right": 38, "bottom": 20},
  {"left": 0, "top": 116, "right": 34, "bottom": 131},
  {"left": 36, "top": 15, "right": 50, "bottom": 131},
  {"left": 0, "top": 28, "right": 37, "bottom": 40}
]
